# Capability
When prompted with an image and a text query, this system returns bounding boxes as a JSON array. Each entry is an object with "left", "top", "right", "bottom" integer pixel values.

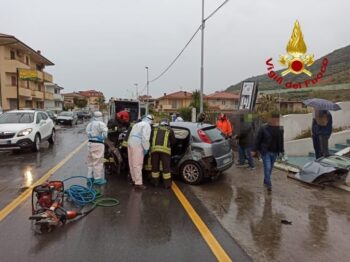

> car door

[
  {"left": 37, "top": 112, "right": 48, "bottom": 138},
  {"left": 41, "top": 112, "right": 52, "bottom": 138}
]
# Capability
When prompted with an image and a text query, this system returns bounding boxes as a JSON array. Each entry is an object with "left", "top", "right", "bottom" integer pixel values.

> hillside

[{"left": 227, "top": 45, "right": 350, "bottom": 92}]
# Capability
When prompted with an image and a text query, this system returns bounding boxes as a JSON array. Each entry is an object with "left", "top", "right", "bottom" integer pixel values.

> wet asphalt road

[
  {"left": 0, "top": 123, "right": 250, "bottom": 262},
  {"left": 1, "top": 123, "right": 350, "bottom": 262}
]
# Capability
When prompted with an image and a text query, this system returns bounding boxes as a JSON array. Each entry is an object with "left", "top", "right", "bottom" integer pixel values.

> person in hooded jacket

[
  {"left": 216, "top": 113, "right": 233, "bottom": 138},
  {"left": 128, "top": 114, "right": 154, "bottom": 190},
  {"left": 86, "top": 111, "right": 108, "bottom": 185}
]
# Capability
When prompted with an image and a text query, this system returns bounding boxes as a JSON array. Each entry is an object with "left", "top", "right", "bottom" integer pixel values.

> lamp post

[
  {"left": 134, "top": 83, "right": 141, "bottom": 119},
  {"left": 199, "top": 0, "right": 205, "bottom": 114},
  {"left": 145, "top": 66, "right": 149, "bottom": 115}
]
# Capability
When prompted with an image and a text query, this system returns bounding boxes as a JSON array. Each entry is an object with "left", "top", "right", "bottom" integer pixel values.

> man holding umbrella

[
  {"left": 312, "top": 110, "right": 332, "bottom": 158},
  {"left": 303, "top": 98, "right": 339, "bottom": 159}
]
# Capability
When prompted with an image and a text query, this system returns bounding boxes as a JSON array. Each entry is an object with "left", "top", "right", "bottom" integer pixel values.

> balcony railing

[
  {"left": 45, "top": 92, "right": 54, "bottom": 100},
  {"left": 53, "top": 93, "right": 64, "bottom": 101},
  {"left": 3, "top": 59, "right": 30, "bottom": 73},
  {"left": 31, "top": 90, "right": 44, "bottom": 100}
]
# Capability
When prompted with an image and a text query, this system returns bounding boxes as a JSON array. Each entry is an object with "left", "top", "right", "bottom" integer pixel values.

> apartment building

[
  {"left": 62, "top": 92, "right": 86, "bottom": 109},
  {"left": 0, "top": 33, "right": 54, "bottom": 111},
  {"left": 78, "top": 90, "right": 104, "bottom": 105},
  {"left": 155, "top": 91, "right": 192, "bottom": 113},
  {"left": 44, "top": 83, "right": 64, "bottom": 113}
]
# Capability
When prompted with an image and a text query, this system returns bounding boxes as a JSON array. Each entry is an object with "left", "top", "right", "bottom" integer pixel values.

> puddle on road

[{"left": 189, "top": 165, "right": 350, "bottom": 262}]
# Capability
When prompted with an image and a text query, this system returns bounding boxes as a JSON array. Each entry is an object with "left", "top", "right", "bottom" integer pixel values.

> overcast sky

[{"left": 1, "top": 0, "right": 349, "bottom": 99}]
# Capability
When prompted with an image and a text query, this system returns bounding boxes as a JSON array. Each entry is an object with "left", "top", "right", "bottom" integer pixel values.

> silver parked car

[
  {"left": 57, "top": 111, "right": 78, "bottom": 126},
  {"left": 170, "top": 121, "right": 233, "bottom": 184}
]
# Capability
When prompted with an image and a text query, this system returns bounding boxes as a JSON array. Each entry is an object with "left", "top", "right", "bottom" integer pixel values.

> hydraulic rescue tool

[{"left": 29, "top": 177, "right": 119, "bottom": 233}]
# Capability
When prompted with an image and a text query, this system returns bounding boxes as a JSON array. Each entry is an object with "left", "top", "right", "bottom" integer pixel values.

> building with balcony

[
  {"left": 62, "top": 92, "right": 86, "bottom": 109},
  {"left": 44, "top": 83, "right": 64, "bottom": 113},
  {"left": 155, "top": 91, "right": 193, "bottom": 113},
  {"left": 78, "top": 90, "right": 104, "bottom": 105},
  {"left": 206, "top": 91, "right": 240, "bottom": 113},
  {"left": 0, "top": 33, "right": 54, "bottom": 111}
]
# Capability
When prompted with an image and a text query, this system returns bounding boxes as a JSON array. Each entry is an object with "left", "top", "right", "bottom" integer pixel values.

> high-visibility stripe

[
  {"left": 152, "top": 172, "right": 160, "bottom": 178},
  {"left": 163, "top": 172, "right": 171, "bottom": 179}
]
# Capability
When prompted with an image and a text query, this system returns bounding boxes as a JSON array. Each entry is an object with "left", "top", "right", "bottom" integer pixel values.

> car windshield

[
  {"left": 0, "top": 112, "right": 34, "bottom": 124},
  {"left": 202, "top": 126, "right": 224, "bottom": 143},
  {"left": 59, "top": 112, "right": 73, "bottom": 116}
]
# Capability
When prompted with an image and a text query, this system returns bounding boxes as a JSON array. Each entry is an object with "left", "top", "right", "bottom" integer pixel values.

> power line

[
  {"left": 204, "top": 0, "right": 230, "bottom": 22},
  {"left": 149, "top": 25, "right": 201, "bottom": 83},
  {"left": 139, "top": 0, "right": 230, "bottom": 94}
]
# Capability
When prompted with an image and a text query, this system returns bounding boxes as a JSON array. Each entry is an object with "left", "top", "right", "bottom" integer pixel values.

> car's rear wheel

[
  {"left": 48, "top": 129, "right": 55, "bottom": 145},
  {"left": 180, "top": 161, "right": 203, "bottom": 185},
  {"left": 32, "top": 134, "right": 40, "bottom": 152}
]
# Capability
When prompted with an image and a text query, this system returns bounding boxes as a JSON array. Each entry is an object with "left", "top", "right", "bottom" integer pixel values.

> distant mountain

[{"left": 226, "top": 45, "right": 350, "bottom": 92}]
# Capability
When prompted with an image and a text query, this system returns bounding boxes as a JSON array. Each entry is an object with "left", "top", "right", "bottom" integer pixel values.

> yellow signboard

[{"left": 18, "top": 69, "right": 38, "bottom": 81}]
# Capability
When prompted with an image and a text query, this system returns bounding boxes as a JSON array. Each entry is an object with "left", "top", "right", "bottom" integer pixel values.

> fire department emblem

[{"left": 279, "top": 20, "right": 314, "bottom": 76}]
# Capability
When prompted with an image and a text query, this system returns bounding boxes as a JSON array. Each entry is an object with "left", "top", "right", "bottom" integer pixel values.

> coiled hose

[{"left": 63, "top": 176, "right": 119, "bottom": 215}]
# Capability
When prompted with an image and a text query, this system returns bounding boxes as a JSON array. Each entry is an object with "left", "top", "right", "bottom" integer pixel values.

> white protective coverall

[
  {"left": 127, "top": 117, "right": 152, "bottom": 185},
  {"left": 86, "top": 112, "right": 108, "bottom": 184}
]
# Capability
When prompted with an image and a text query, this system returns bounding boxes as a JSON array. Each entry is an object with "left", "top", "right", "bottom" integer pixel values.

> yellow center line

[
  {"left": 171, "top": 182, "right": 232, "bottom": 262},
  {"left": 0, "top": 140, "right": 87, "bottom": 222}
]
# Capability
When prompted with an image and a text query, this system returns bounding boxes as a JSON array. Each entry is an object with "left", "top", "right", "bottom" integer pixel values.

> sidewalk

[{"left": 189, "top": 158, "right": 350, "bottom": 262}]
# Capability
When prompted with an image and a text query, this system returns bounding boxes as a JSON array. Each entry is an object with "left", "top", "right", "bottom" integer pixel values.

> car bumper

[
  {"left": 200, "top": 151, "right": 234, "bottom": 175},
  {"left": 57, "top": 119, "right": 72, "bottom": 125},
  {"left": 0, "top": 138, "right": 34, "bottom": 150}
]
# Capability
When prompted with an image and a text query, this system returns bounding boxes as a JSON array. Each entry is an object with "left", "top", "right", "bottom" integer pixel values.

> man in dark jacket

[
  {"left": 236, "top": 113, "right": 255, "bottom": 170},
  {"left": 312, "top": 110, "right": 332, "bottom": 158},
  {"left": 251, "top": 113, "right": 284, "bottom": 191}
]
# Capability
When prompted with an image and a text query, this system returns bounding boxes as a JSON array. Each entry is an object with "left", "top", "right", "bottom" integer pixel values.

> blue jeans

[
  {"left": 261, "top": 152, "right": 277, "bottom": 187},
  {"left": 238, "top": 145, "right": 254, "bottom": 168}
]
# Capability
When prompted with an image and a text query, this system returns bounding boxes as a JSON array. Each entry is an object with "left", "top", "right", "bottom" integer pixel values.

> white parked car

[{"left": 0, "top": 110, "right": 55, "bottom": 152}]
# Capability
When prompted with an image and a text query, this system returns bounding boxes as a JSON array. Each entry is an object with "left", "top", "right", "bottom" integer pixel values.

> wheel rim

[
  {"left": 183, "top": 163, "right": 200, "bottom": 183},
  {"left": 51, "top": 130, "right": 55, "bottom": 142},
  {"left": 35, "top": 136, "right": 40, "bottom": 151}
]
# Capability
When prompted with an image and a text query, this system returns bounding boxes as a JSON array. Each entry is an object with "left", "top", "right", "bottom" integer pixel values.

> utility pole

[
  {"left": 199, "top": 0, "right": 205, "bottom": 114},
  {"left": 134, "top": 83, "right": 140, "bottom": 119},
  {"left": 145, "top": 66, "right": 149, "bottom": 115}
]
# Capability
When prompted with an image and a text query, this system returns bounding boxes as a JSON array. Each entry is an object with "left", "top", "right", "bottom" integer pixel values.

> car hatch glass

[{"left": 202, "top": 126, "right": 224, "bottom": 143}]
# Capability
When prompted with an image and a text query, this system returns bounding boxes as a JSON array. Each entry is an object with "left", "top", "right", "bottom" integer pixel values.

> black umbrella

[{"left": 303, "top": 98, "right": 341, "bottom": 111}]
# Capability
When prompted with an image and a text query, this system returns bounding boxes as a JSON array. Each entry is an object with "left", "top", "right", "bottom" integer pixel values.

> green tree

[
  {"left": 190, "top": 90, "right": 208, "bottom": 113},
  {"left": 179, "top": 107, "right": 192, "bottom": 121}
]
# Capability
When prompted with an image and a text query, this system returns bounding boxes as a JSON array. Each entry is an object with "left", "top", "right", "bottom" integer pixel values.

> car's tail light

[{"left": 198, "top": 129, "right": 211, "bottom": 144}]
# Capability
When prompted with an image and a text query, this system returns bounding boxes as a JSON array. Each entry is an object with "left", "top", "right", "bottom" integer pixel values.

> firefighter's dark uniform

[{"left": 151, "top": 125, "right": 176, "bottom": 188}]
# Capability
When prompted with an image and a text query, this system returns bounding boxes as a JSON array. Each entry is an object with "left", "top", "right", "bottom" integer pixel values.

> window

[
  {"left": 221, "top": 100, "right": 226, "bottom": 105},
  {"left": 36, "top": 112, "right": 42, "bottom": 124},
  {"left": 25, "top": 56, "right": 29, "bottom": 65},
  {"left": 9, "top": 99, "right": 17, "bottom": 110},
  {"left": 10, "top": 50, "right": 15, "bottom": 60},
  {"left": 54, "top": 89, "right": 59, "bottom": 94},
  {"left": 11, "top": 76, "right": 17, "bottom": 86},
  {"left": 40, "top": 112, "right": 48, "bottom": 120},
  {"left": 0, "top": 112, "right": 34, "bottom": 123},
  {"left": 25, "top": 101, "right": 32, "bottom": 108},
  {"left": 171, "top": 100, "right": 177, "bottom": 109},
  {"left": 26, "top": 81, "right": 30, "bottom": 88}
]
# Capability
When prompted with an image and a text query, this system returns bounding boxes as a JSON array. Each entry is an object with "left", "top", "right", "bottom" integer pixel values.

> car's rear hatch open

[{"left": 202, "top": 126, "right": 233, "bottom": 169}]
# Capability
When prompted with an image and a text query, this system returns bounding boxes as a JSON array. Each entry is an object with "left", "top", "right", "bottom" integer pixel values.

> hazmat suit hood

[{"left": 93, "top": 111, "right": 103, "bottom": 122}]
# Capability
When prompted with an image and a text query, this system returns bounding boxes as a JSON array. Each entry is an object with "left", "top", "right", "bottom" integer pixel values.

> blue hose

[{"left": 63, "top": 176, "right": 97, "bottom": 206}]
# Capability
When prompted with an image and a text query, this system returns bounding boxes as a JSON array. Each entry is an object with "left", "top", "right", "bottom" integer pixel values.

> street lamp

[{"left": 145, "top": 66, "right": 149, "bottom": 115}]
